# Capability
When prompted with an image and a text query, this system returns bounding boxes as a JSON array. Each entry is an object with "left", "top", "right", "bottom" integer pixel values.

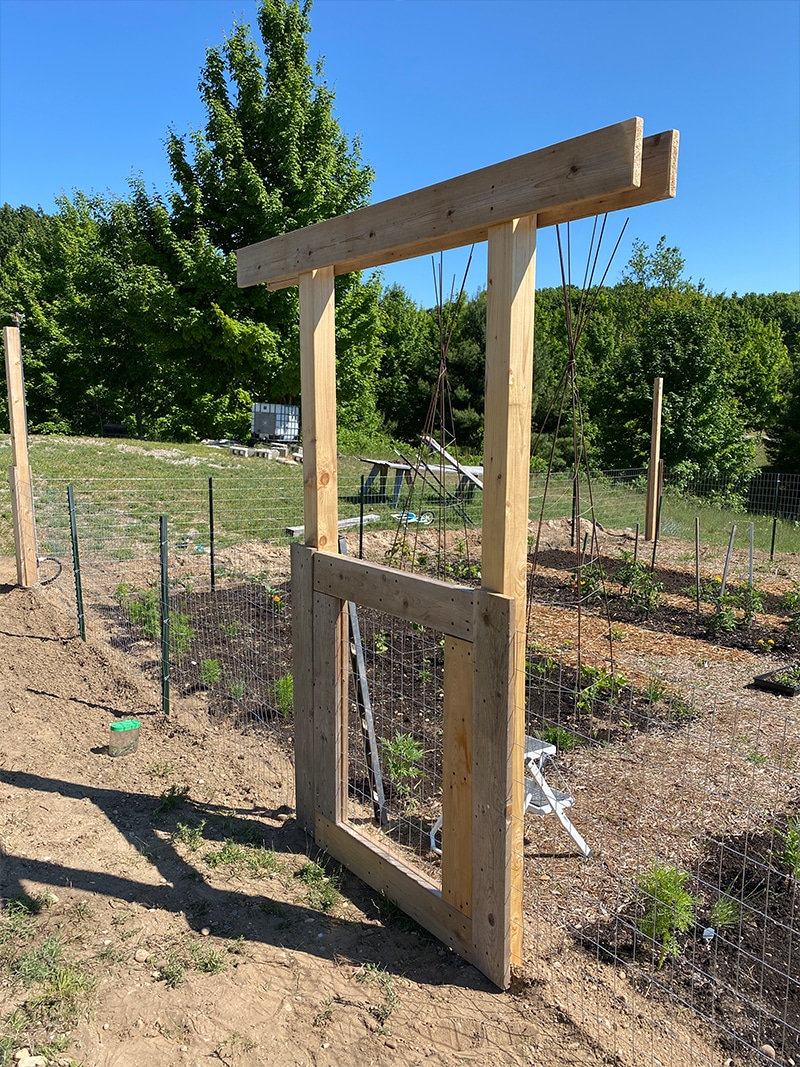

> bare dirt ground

[{"left": 1, "top": 521, "right": 798, "bottom": 1067}]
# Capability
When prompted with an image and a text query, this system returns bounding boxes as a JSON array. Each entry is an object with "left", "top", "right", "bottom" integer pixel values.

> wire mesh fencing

[{"left": 23, "top": 463, "right": 800, "bottom": 1065}]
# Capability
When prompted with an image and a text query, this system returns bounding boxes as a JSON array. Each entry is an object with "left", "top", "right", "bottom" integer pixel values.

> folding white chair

[{"left": 429, "top": 734, "right": 591, "bottom": 858}]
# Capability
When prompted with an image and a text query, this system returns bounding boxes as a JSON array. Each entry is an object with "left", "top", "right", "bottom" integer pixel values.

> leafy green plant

[
  {"left": 572, "top": 560, "right": 606, "bottom": 603},
  {"left": 381, "top": 732, "right": 425, "bottom": 812},
  {"left": 273, "top": 672, "right": 293, "bottom": 717},
  {"left": 154, "top": 783, "right": 191, "bottom": 814},
  {"left": 706, "top": 594, "right": 738, "bottom": 637},
  {"left": 780, "top": 582, "right": 800, "bottom": 635},
  {"left": 116, "top": 585, "right": 195, "bottom": 657},
  {"left": 615, "top": 551, "right": 663, "bottom": 615},
  {"left": 188, "top": 941, "right": 228, "bottom": 974},
  {"left": 172, "top": 819, "right": 206, "bottom": 851},
  {"left": 220, "top": 620, "right": 242, "bottom": 637},
  {"left": 200, "top": 658, "right": 222, "bottom": 687},
  {"left": 576, "top": 664, "right": 627, "bottom": 713},
  {"left": 540, "top": 725, "right": 580, "bottom": 752},
  {"left": 636, "top": 862, "right": 699, "bottom": 966},
  {"left": 775, "top": 815, "right": 800, "bottom": 879},
  {"left": 229, "top": 679, "right": 247, "bottom": 700},
  {"left": 374, "top": 629, "right": 389, "bottom": 655},
  {"left": 295, "top": 859, "right": 340, "bottom": 911}
]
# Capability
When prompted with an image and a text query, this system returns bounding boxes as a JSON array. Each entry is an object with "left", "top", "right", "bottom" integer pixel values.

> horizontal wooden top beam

[{"left": 237, "top": 118, "right": 668, "bottom": 290}]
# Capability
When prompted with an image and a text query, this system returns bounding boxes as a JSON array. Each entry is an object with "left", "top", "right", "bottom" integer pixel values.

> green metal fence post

[
  {"left": 160, "top": 515, "right": 170, "bottom": 717},
  {"left": 67, "top": 485, "right": 85, "bottom": 641}
]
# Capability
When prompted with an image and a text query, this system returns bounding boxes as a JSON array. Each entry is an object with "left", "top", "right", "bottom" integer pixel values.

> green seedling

[
  {"left": 200, "top": 658, "right": 222, "bottom": 687},
  {"left": 172, "top": 819, "right": 206, "bottom": 851},
  {"left": 636, "top": 862, "right": 699, "bottom": 966},
  {"left": 154, "top": 783, "right": 191, "bottom": 814},
  {"left": 381, "top": 732, "right": 425, "bottom": 813},
  {"left": 273, "top": 672, "right": 293, "bottom": 717},
  {"left": 775, "top": 815, "right": 800, "bottom": 879},
  {"left": 295, "top": 859, "right": 340, "bottom": 911}
]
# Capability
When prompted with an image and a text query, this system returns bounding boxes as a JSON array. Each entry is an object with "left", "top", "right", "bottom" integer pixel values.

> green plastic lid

[{"left": 110, "top": 719, "right": 141, "bottom": 732}]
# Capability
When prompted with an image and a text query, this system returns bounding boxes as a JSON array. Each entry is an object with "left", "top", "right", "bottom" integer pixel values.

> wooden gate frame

[{"left": 237, "top": 117, "right": 678, "bottom": 988}]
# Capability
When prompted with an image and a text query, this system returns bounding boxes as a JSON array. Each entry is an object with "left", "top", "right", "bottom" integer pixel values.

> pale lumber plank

[
  {"left": 237, "top": 119, "right": 643, "bottom": 289},
  {"left": 313, "top": 589, "right": 347, "bottom": 823},
  {"left": 299, "top": 267, "right": 338, "bottom": 551},
  {"left": 481, "top": 217, "right": 537, "bottom": 971},
  {"left": 312, "top": 552, "right": 473, "bottom": 641},
  {"left": 315, "top": 815, "right": 472, "bottom": 957},
  {"left": 291, "top": 543, "right": 316, "bottom": 832},
  {"left": 645, "top": 377, "right": 664, "bottom": 541},
  {"left": 240, "top": 128, "right": 675, "bottom": 291},
  {"left": 4, "top": 327, "right": 37, "bottom": 587},
  {"left": 441, "top": 637, "right": 473, "bottom": 916},
  {"left": 471, "top": 590, "right": 516, "bottom": 989}
]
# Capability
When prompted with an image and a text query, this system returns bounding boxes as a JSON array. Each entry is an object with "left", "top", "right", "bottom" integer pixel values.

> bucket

[{"left": 109, "top": 719, "right": 140, "bottom": 757}]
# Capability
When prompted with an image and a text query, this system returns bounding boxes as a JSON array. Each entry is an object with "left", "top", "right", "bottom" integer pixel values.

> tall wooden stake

[
  {"left": 3, "top": 326, "right": 37, "bottom": 587},
  {"left": 645, "top": 376, "right": 663, "bottom": 542}
]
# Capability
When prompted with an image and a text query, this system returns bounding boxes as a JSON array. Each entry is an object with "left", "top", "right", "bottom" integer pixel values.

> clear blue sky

[{"left": 1, "top": 0, "right": 798, "bottom": 306}]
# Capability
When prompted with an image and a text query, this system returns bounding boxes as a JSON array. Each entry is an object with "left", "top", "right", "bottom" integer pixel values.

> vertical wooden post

[
  {"left": 3, "top": 326, "right": 37, "bottom": 587},
  {"left": 296, "top": 266, "right": 345, "bottom": 834},
  {"left": 645, "top": 376, "right": 664, "bottom": 542},
  {"left": 291, "top": 542, "right": 316, "bottom": 832},
  {"left": 474, "top": 215, "right": 537, "bottom": 984},
  {"left": 299, "top": 266, "right": 338, "bottom": 551}
]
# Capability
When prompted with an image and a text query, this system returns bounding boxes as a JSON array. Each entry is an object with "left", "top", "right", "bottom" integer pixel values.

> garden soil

[{"left": 1, "top": 526, "right": 798, "bottom": 1067}]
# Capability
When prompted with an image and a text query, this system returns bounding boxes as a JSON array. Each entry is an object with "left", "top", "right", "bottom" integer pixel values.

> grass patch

[{"left": 294, "top": 859, "right": 340, "bottom": 912}]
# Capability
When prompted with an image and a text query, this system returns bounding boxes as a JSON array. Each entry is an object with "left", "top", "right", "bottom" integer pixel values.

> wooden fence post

[
  {"left": 645, "top": 376, "right": 664, "bottom": 541},
  {"left": 3, "top": 326, "right": 37, "bottom": 587}
]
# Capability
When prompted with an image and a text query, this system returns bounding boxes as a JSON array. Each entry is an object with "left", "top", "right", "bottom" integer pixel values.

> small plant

[
  {"left": 229, "top": 679, "right": 247, "bottom": 701},
  {"left": 313, "top": 996, "right": 335, "bottom": 1028},
  {"left": 775, "top": 815, "right": 800, "bottom": 879},
  {"left": 780, "top": 582, "right": 800, "bottom": 635},
  {"left": 157, "top": 951, "right": 186, "bottom": 988},
  {"left": 154, "top": 783, "right": 191, "bottom": 815},
  {"left": 295, "top": 859, "right": 340, "bottom": 911},
  {"left": 572, "top": 560, "right": 606, "bottom": 603},
  {"left": 374, "top": 629, "right": 389, "bottom": 655},
  {"left": 273, "top": 672, "right": 293, "bottom": 717},
  {"left": 354, "top": 962, "right": 399, "bottom": 1030},
  {"left": 636, "top": 862, "right": 699, "bottom": 966},
  {"left": 172, "top": 819, "right": 206, "bottom": 851},
  {"left": 381, "top": 732, "right": 425, "bottom": 812},
  {"left": 706, "top": 593, "right": 738, "bottom": 637},
  {"left": 709, "top": 895, "right": 740, "bottom": 929},
  {"left": 200, "top": 658, "right": 222, "bottom": 688},
  {"left": 539, "top": 725, "right": 580, "bottom": 752},
  {"left": 616, "top": 551, "right": 663, "bottom": 615},
  {"left": 188, "top": 941, "right": 228, "bottom": 974},
  {"left": 147, "top": 760, "right": 175, "bottom": 779},
  {"left": 576, "top": 664, "right": 627, "bottom": 713},
  {"left": 446, "top": 556, "right": 481, "bottom": 583},
  {"left": 220, "top": 620, "right": 242, "bottom": 637}
]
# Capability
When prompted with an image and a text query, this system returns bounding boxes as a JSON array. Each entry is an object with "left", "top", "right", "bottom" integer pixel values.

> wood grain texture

[
  {"left": 4, "top": 327, "right": 37, "bottom": 587},
  {"left": 315, "top": 815, "right": 473, "bottom": 956},
  {"left": 312, "top": 589, "right": 347, "bottom": 824},
  {"left": 441, "top": 637, "right": 473, "bottom": 916},
  {"left": 471, "top": 591, "right": 516, "bottom": 989},
  {"left": 299, "top": 267, "right": 338, "bottom": 551},
  {"left": 237, "top": 119, "right": 643, "bottom": 289},
  {"left": 291, "top": 543, "right": 316, "bottom": 832},
  {"left": 313, "top": 552, "right": 474, "bottom": 640}
]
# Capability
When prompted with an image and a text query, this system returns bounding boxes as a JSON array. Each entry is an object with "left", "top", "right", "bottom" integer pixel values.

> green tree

[
  {"left": 596, "top": 293, "right": 757, "bottom": 492},
  {"left": 165, "top": 0, "right": 381, "bottom": 439}
]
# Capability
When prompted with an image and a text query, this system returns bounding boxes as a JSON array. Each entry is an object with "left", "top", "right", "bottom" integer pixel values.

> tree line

[{"left": 1, "top": 0, "right": 798, "bottom": 479}]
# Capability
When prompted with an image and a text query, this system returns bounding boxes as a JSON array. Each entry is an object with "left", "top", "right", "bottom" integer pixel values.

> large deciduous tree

[{"left": 165, "top": 0, "right": 382, "bottom": 441}]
